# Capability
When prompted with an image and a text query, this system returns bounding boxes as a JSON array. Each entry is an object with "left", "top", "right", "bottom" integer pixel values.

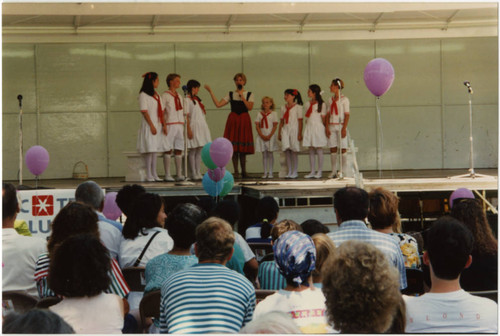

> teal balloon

[
  {"left": 201, "top": 143, "right": 217, "bottom": 169},
  {"left": 219, "top": 171, "right": 234, "bottom": 197},
  {"left": 202, "top": 172, "right": 223, "bottom": 197}
]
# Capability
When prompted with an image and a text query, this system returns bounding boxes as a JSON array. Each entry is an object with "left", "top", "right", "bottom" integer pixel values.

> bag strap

[{"left": 133, "top": 231, "right": 161, "bottom": 267}]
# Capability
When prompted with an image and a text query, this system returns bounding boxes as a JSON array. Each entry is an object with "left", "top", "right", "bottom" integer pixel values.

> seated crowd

[{"left": 2, "top": 181, "right": 497, "bottom": 334}]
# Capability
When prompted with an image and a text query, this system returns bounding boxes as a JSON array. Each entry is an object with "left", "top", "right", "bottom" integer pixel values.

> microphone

[
  {"left": 17, "top": 94, "right": 23, "bottom": 108},
  {"left": 463, "top": 81, "right": 473, "bottom": 94},
  {"left": 182, "top": 85, "right": 188, "bottom": 96},
  {"left": 237, "top": 84, "right": 243, "bottom": 91}
]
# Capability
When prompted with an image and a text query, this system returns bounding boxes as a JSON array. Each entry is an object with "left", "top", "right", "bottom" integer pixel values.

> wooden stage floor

[{"left": 9, "top": 168, "right": 498, "bottom": 200}]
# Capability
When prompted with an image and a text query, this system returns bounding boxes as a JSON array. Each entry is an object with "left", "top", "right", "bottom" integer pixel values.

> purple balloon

[
  {"left": 208, "top": 167, "right": 226, "bottom": 182},
  {"left": 449, "top": 188, "right": 475, "bottom": 208},
  {"left": 364, "top": 58, "right": 395, "bottom": 97},
  {"left": 25, "top": 145, "right": 50, "bottom": 176},
  {"left": 210, "top": 137, "right": 234, "bottom": 168},
  {"left": 103, "top": 192, "right": 122, "bottom": 221}
]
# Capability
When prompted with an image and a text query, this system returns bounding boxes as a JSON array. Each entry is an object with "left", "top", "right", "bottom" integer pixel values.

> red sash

[
  {"left": 283, "top": 104, "right": 295, "bottom": 124},
  {"left": 167, "top": 91, "right": 182, "bottom": 111},
  {"left": 330, "top": 98, "right": 338, "bottom": 116},
  {"left": 260, "top": 111, "right": 269, "bottom": 128},
  {"left": 305, "top": 102, "right": 317, "bottom": 118},
  {"left": 194, "top": 96, "right": 206, "bottom": 114},
  {"left": 153, "top": 92, "right": 165, "bottom": 125}
]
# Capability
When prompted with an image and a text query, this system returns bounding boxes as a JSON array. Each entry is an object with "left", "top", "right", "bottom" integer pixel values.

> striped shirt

[
  {"left": 34, "top": 252, "right": 129, "bottom": 298},
  {"left": 258, "top": 261, "right": 287, "bottom": 290},
  {"left": 159, "top": 263, "right": 256, "bottom": 334},
  {"left": 327, "top": 220, "right": 407, "bottom": 289}
]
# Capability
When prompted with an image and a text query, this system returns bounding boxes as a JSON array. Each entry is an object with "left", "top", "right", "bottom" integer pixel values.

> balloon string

[{"left": 376, "top": 98, "right": 383, "bottom": 178}]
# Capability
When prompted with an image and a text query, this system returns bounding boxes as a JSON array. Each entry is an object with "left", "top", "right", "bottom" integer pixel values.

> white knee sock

[
  {"left": 151, "top": 153, "right": 159, "bottom": 179},
  {"left": 292, "top": 152, "right": 298, "bottom": 175},
  {"left": 262, "top": 152, "right": 268, "bottom": 176},
  {"left": 175, "top": 154, "right": 183, "bottom": 177},
  {"left": 163, "top": 154, "right": 171, "bottom": 177},
  {"left": 308, "top": 148, "right": 316, "bottom": 174},
  {"left": 285, "top": 150, "right": 292, "bottom": 176},
  {"left": 145, "top": 153, "right": 153, "bottom": 179},
  {"left": 188, "top": 150, "right": 196, "bottom": 177},
  {"left": 330, "top": 152, "right": 338, "bottom": 173},
  {"left": 316, "top": 148, "right": 323, "bottom": 174},
  {"left": 195, "top": 148, "right": 202, "bottom": 177},
  {"left": 267, "top": 152, "right": 274, "bottom": 176},
  {"left": 341, "top": 152, "right": 348, "bottom": 176}
]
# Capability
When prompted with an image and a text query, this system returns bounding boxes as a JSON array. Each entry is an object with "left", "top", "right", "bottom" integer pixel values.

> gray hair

[{"left": 75, "top": 181, "right": 104, "bottom": 210}]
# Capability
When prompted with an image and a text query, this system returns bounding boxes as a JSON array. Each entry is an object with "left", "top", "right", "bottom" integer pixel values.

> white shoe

[
  {"left": 289, "top": 173, "right": 298, "bottom": 179},
  {"left": 176, "top": 175, "right": 185, "bottom": 181},
  {"left": 261, "top": 174, "right": 267, "bottom": 179},
  {"left": 328, "top": 171, "right": 337, "bottom": 179},
  {"left": 146, "top": 177, "right": 155, "bottom": 182},
  {"left": 314, "top": 172, "right": 322, "bottom": 179},
  {"left": 154, "top": 176, "right": 163, "bottom": 182},
  {"left": 268, "top": 174, "right": 273, "bottom": 179},
  {"left": 193, "top": 174, "right": 202, "bottom": 181},
  {"left": 164, "top": 175, "right": 175, "bottom": 182},
  {"left": 304, "top": 172, "right": 316, "bottom": 179}
]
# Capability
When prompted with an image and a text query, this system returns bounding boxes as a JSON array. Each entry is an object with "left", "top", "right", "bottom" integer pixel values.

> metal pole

[
  {"left": 337, "top": 84, "right": 343, "bottom": 179},
  {"left": 18, "top": 95, "right": 23, "bottom": 185},
  {"left": 468, "top": 91, "right": 475, "bottom": 177}
]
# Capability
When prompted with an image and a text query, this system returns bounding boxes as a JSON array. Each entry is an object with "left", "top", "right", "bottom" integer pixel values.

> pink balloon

[
  {"left": 208, "top": 167, "right": 226, "bottom": 182},
  {"left": 364, "top": 58, "right": 395, "bottom": 97},
  {"left": 210, "top": 137, "right": 234, "bottom": 168},
  {"left": 25, "top": 145, "right": 50, "bottom": 176},
  {"left": 103, "top": 192, "right": 122, "bottom": 221}
]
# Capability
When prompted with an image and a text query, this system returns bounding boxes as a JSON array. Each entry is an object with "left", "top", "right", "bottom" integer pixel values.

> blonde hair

[
  {"left": 311, "top": 233, "right": 335, "bottom": 280},
  {"left": 233, "top": 73, "right": 247, "bottom": 85},
  {"left": 270, "top": 219, "right": 302, "bottom": 242},
  {"left": 261, "top": 96, "right": 275, "bottom": 111},
  {"left": 195, "top": 217, "right": 234, "bottom": 262},
  {"left": 368, "top": 187, "right": 402, "bottom": 233}
]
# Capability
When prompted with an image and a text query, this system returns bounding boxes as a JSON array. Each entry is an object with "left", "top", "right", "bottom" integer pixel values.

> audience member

[
  {"left": 253, "top": 230, "right": 334, "bottom": 333},
  {"left": 328, "top": 186, "right": 407, "bottom": 289},
  {"left": 116, "top": 184, "right": 146, "bottom": 218},
  {"left": 449, "top": 187, "right": 475, "bottom": 209},
  {"left": 119, "top": 193, "right": 173, "bottom": 268},
  {"left": 322, "top": 240, "right": 401, "bottom": 333},
  {"left": 211, "top": 199, "right": 259, "bottom": 283},
  {"left": 145, "top": 203, "right": 206, "bottom": 294},
  {"left": 246, "top": 196, "right": 280, "bottom": 243},
  {"left": 300, "top": 219, "right": 329, "bottom": 236},
  {"left": 451, "top": 198, "right": 497, "bottom": 291},
  {"left": 368, "top": 187, "right": 421, "bottom": 269},
  {"left": 34, "top": 202, "right": 129, "bottom": 299},
  {"left": 3, "top": 309, "right": 75, "bottom": 334},
  {"left": 404, "top": 216, "right": 498, "bottom": 333},
  {"left": 159, "top": 217, "right": 255, "bottom": 333},
  {"left": 240, "top": 311, "right": 301, "bottom": 334},
  {"left": 75, "top": 181, "right": 122, "bottom": 259},
  {"left": 311, "top": 233, "right": 335, "bottom": 288},
  {"left": 258, "top": 219, "right": 302, "bottom": 290},
  {"left": 2, "top": 183, "right": 46, "bottom": 297},
  {"left": 49, "top": 234, "right": 125, "bottom": 333}
]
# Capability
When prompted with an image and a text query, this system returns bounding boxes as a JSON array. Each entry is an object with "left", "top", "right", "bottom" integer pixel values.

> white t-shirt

[
  {"left": 253, "top": 287, "right": 337, "bottom": 333},
  {"left": 404, "top": 290, "right": 498, "bottom": 333},
  {"left": 234, "top": 232, "right": 255, "bottom": 262},
  {"left": 119, "top": 227, "right": 173, "bottom": 268}
]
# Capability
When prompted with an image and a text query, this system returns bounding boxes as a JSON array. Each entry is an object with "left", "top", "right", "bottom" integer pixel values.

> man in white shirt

[
  {"left": 2, "top": 183, "right": 46, "bottom": 297},
  {"left": 75, "top": 181, "right": 122, "bottom": 260},
  {"left": 404, "top": 216, "right": 498, "bottom": 333}
]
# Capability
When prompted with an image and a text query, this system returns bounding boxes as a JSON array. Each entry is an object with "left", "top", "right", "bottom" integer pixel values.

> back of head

[
  {"left": 3, "top": 309, "right": 75, "bottom": 334},
  {"left": 47, "top": 201, "right": 99, "bottom": 255},
  {"left": 450, "top": 198, "right": 497, "bottom": 256},
  {"left": 368, "top": 187, "right": 401, "bottom": 231},
  {"left": 211, "top": 199, "right": 240, "bottom": 227},
  {"left": 427, "top": 216, "right": 474, "bottom": 280},
  {"left": 255, "top": 196, "right": 279, "bottom": 239},
  {"left": 273, "top": 230, "right": 316, "bottom": 287},
  {"left": 2, "top": 182, "right": 18, "bottom": 221},
  {"left": 195, "top": 217, "right": 235, "bottom": 263},
  {"left": 166, "top": 203, "right": 207, "bottom": 249},
  {"left": 322, "top": 240, "right": 400, "bottom": 333},
  {"left": 239, "top": 311, "right": 301, "bottom": 334},
  {"left": 123, "top": 192, "right": 163, "bottom": 240},
  {"left": 75, "top": 181, "right": 104, "bottom": 210},
  {"left": 333, "top": 187, "right": 369, "bottom": 222},
  {"left": 116, "top": 184, "right": 146, "bottom": 217},
  {"left": 311, "top": 233, "right": 335, "bottom": 279},
  {"left": 49, "top": 234, "right": 111, "bottom": 298},
  {"left": 449, "top": 188, "right": 475, "bottom": 209},
  {"left": 301, "top": 219, "right": 329, "bottom": 236},
  {"left": 270, "top": 219, "right": 302, "bottom": 242}
]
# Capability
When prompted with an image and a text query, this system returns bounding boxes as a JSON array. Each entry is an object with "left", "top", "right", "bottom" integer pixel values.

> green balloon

[
  {"left": 219, "top": 171, "right": 234, "bottom": 197},
  {"left": 201, "top": 142, "right": 217, "bottom": 169}
]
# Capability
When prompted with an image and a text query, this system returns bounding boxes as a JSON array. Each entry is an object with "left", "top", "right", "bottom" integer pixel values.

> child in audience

[
  {"left": 301, "top": 219, "right": 329, "bottom": 236},
  {"left": 246, "top": 196, "right": 279, "bottom": 243},
  {"left": 302, "top": 84, "right": 327, "bottom": 179},
  {"left": 255, "top": 96, "right": 279, "bottom": 179},
  {"left": 185, "top": 79, "right": 211, "bottom": 181},
  {"left": 311, "top": 233, "right": 335, "bottom": 288},
  {"left": 278, "top": 89, "right": 303, "bottom": 179}
]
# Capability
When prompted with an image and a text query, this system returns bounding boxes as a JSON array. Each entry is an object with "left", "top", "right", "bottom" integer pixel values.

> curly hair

[
  {"left": 122, "top": 193, "right": 164, "bottom": 240},
  {"left": 368, "top": 187, "right": 402, "bottom": 232},
  {"left": 270, "top": 219, "right": 302, "bottom": 243},
  {"left": 48, "top": 234, "right": 111, "bottom": 297},
  {"left": 166, "top": 203, "right": 207, "bottom": 249},
  {"left": 195, "top": 217, "right": 234, "bottom": 262},
  {"left": 451, "top": 199, "right": 497, "bottom": 256},
  {"left": 322, "top": 240, "right": 401, "bottom": 333},
  {"left": 311, "top": 233, "right": 335, "bottom": 281},
  {"left": 47, "top": 201, "right": 99, "bottom": 256}
]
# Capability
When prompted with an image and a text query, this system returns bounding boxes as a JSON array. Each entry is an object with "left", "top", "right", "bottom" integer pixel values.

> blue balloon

[
  {"left": 202, "top": 172, "right": 224, "bottom": 197},
  {"left": 219, "top": 171, "right": 234, "bottom": 197}
]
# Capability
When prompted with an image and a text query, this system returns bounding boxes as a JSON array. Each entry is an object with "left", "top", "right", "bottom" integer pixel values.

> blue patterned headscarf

[{"left": 273, "top": 230, "right": 316, "bottom": 287}]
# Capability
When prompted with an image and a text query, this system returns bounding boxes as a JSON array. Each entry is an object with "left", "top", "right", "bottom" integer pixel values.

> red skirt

[{"left": 223, "top": 112, "right": 255, "bottom": 154}]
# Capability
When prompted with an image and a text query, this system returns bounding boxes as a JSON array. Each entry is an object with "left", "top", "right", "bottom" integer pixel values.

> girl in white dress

[
  {"left": 185, "top": 80, "right": 212, "bottom": 181},
  {"left": 278, "top": 89, "right": 303, "bottom": 179},
  {"left": 255, "top": 96, "right": 279, "bottom": 179},
  {"left": 326, "top": 78, "right": 350, "bottom": 178},
  {"left": 302, "top": 84, "right": 327, "bottom": 179},
  {"left": 137, "top": 72, "right": 166, "bottom": 182}
]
